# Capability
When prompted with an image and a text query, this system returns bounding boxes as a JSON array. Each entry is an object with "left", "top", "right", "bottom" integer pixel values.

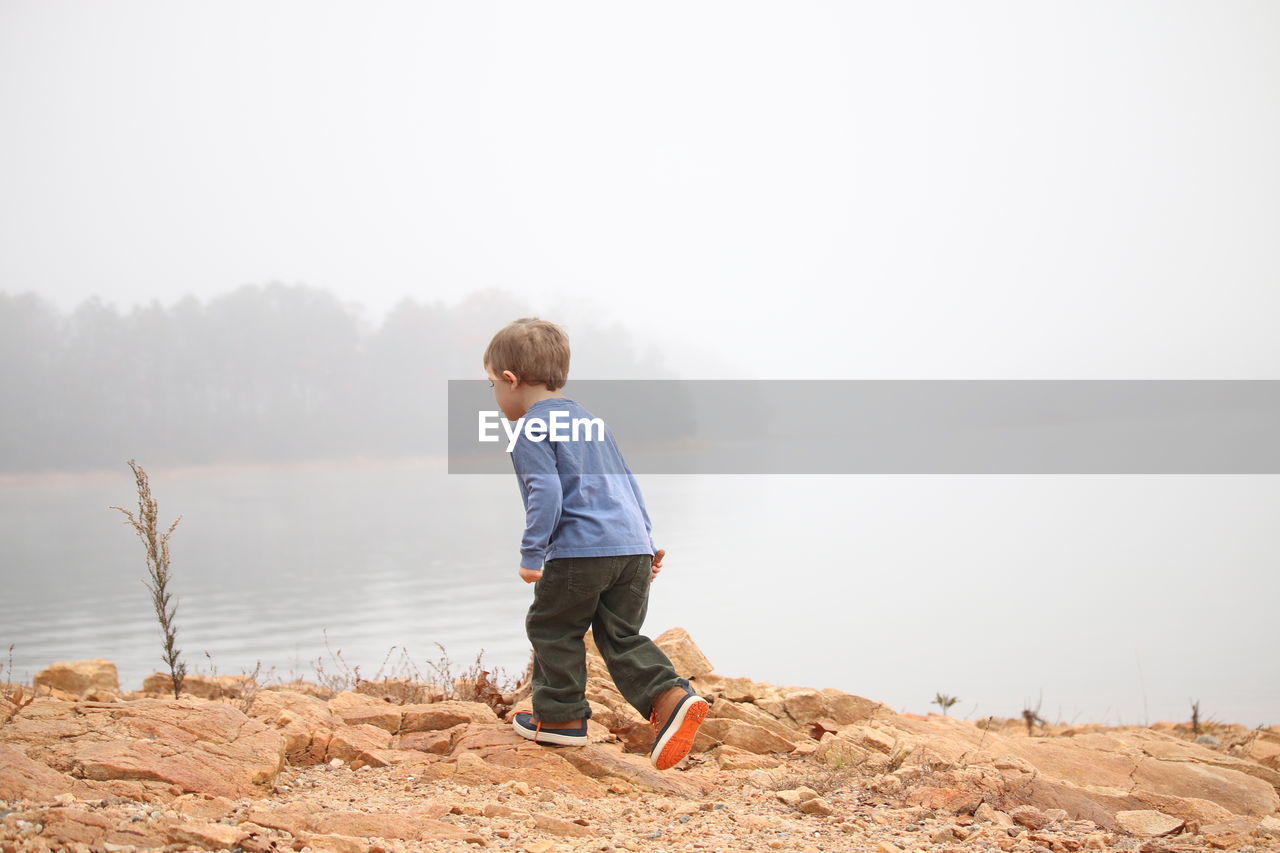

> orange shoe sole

[{"left": 652, "top": 697, "right": 709, "bottom": 770}]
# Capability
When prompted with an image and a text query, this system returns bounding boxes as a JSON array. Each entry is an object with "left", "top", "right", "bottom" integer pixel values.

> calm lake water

[{"left": 1, "top": 458, "right": 1276, "bottom": 728}]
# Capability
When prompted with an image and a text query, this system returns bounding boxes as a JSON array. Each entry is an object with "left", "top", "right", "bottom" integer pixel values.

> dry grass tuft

[
  {"left": 296, "top": 630, "right": 532, "bottom": 718},
  {"left": 2, "top": 643, "right": 37, "bottom": 724},
  {"left": 111, "top": 459, "right": 186, "bottom": 700},
  {"left": 792, "top": 753, "right": 865, "bottom": 796}
]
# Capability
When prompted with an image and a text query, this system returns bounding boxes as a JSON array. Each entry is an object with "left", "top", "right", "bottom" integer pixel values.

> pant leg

[
  {"left": 591, "top": 553, "right": 687, "bottom": 719},
  {"left": 524, "top": 555, "right": 610, "bottom": 722}
]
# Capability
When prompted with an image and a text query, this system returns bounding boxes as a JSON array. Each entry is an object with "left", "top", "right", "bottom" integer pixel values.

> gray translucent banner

[{"left": 447, "top": 380, "right": 1280, "bottom": 474}]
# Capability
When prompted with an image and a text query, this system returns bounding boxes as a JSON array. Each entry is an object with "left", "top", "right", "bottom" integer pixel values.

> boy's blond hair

[{"left": 483, "top": 318, "right": 571, "bottom": 391}]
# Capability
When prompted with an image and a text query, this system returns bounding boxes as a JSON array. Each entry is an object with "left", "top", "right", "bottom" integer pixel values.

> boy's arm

[{"left": 511, "top": 433, "right": 562, "bottom": 571}]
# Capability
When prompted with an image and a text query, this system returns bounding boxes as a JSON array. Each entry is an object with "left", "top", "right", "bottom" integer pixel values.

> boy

[{"left": 483, "top": 317, "right": 708, "bottom": 770}]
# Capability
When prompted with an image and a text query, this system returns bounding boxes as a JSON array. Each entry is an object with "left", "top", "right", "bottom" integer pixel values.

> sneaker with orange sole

[{"left": 648, "top": 682, "right": 709, "bottom": 770}]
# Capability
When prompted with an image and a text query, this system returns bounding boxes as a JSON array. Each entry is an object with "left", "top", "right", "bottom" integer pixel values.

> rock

[
  {"left": 583, "top": 697, "right": 632, "bottom": 732},
  {"left": 0, "top": 743, "right": 91, "bottom": 801},
  {"left": 776, "top": 787, "right": 819, "bottom": 807},
  {"left": 449, "top": 750, "right": 496, "bottom": 785},
  {"left": 356, "top": 677, "right": 445, "bottom": 705},
  {"left": 653, "top": 627, "right": 713, "bottom": 677},
  {"left": 166, "top": 821, "right": 249, "bottom": 849},
  {"left": 975, "top": 802, "right": 1015, "bottom": 827},
  {"left": 33, "top": 659, "right": 119, "bottom": 697},
  {"left": 690, "top": 674, "right": 771, "bottom": 703},
  {"left": 1135, "top": 730, "right": 1280, "bottom": 794},
  {"left": 1010, "top": 805, "right": 1052, "bottom": 830},
  {"left": 1115, "top": 809, "right": 1184, "bottom": 837},
  {"left": 241, "top": 802, "right": 323, "bottom": 836},
  {"left": 867, "top": 774, "right": 903, "bottom": 795},
  {"left": 782, "top": 688, "right": 887, "bottom": 726},
  {"left": 170, "top": 793, "right": 237, "bottom": 821},
  {"left": 707, "top": 697, "right": 806, "bottom": 745},
  {"left": 327, "top": 691, "right": 403, "bottom": 732},
  {"left": 313, "top": 809, "right": 481, "bottom": 842},
  {"left": 482, "top": 802, "right": 531, "bottom": 819},
  {"left": 297, "top": 832, "right": 368, "bottom": 853},
  {"left": 1196, "top": 733, "right": 1222, "bottom": 747},
  {"left": 813, "top": 732, "right": 873, "bottom": 768},
  {"left": 840, "top": 724, "right": 900, "bottom": 754},
  {"left": 243, "top": 689, "right": 337, "bottom": 765},
  {"left": 746, "top": 769, "right": 779, "bottom": 789},
  {"left": 1200, "top": 816, "right": 1260, "bottom": 847},
  {"left": 559, "top": 744, "right": 705, "bottom": 797},
  {"left": 780, "top": 689, "right": 833, "bottom": 726},
  {"left": 265, "top": 680, "right": 333, "bottom": 699},
  {"left": 694, "top": 718, "right": 796, "bottom": 755},
  {"left": 244, "top": 802, "right": 474, "bottom": 843},
  {"left": 712, "top": 744, "right": 783, "bottom": 770},
  {"left": 359, "top": 747, "right": 434, "bottom": 769},
  {"left": 400, "top": 700, "right": 499, "bottom": 732},
  {"left": 326, "top": 723, "right": 393, "bottom": 765},
  {"left": 754, "top": 696, "right": 789, "bottom": 719},
  {"left": 399, "top": 724, "right": 467, "bottom": 755},
  {"left": 904, "top": 786, "right": 982, "bottom": 814},
  {"left": 789, "top": 740, "right": 818, "bottom": 757},
  {"left": 25, "top": 806, "right": 170, "bottom": 849},
  {"left": 931, "top": 826, "right": 962, "bottom": 843},
  {"left": 799, "top": 796, "right": 835, "bottom": 816},
  {"left": 433, "top": 729, "right": 609, "bottom": 797},
  {"left": 530, "top": 813, "right": 594, "bottom": 837},
  {"left": 141, "top": 672, "right": 250, "bottom": 700},
  {"left": 29, "top": 698, "right": 289, "bottom": 799},
  {"left": 993, "top": 755, "right": 1036, "bottom": 774},
  {"left": 1240, "top": 731, "right": 1280, "bottom": 770},
  {"left": 888, "top": 714, "right": 1280, "bottom": 825}
]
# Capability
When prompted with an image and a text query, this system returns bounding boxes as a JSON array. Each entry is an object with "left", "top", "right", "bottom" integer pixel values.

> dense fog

[{"left": 0, "top": 284, "right": 674, "bottom": 473}]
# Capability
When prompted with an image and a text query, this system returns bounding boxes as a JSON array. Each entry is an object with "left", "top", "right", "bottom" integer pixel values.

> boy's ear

[{"left": 502, "top": 369, "right": 519, "bottom": 387}]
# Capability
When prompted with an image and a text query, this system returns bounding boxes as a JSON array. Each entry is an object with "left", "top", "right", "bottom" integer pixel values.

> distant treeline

[{"left": 0, "top": 284, "right": 669, "bottom": 473}]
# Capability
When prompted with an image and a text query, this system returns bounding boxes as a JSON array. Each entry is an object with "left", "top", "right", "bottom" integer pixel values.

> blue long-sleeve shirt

[{"left": 509, "top": 396, "right": 656, "bottom": 570}]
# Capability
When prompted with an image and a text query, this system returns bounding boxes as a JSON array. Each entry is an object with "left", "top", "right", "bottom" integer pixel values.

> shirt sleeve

[{"left": 510, "top": 432, "right": 563, "bottom": 570}]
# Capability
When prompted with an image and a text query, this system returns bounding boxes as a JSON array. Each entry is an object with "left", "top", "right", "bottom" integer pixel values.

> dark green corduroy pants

[{"left": 525, "top": 553, "right": 688, "bottom": 723}]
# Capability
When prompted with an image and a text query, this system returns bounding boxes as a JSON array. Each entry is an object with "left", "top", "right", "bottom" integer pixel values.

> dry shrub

[{"left": 306, "top": 631, "right": 531, "bottom": 718}]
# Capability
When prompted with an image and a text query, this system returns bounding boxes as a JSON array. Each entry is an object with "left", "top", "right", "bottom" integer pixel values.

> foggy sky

[
  {"left": 2, "top": 1, "right": 1277, "bottom": 379},
  {"left": 2, "top": 2, "right": 1279, "bottom": 725}
]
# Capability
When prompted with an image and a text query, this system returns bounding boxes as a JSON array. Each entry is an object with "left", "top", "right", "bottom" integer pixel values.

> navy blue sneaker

[{"left": 511, "top": 706, "right": 592, "bottom": 746}]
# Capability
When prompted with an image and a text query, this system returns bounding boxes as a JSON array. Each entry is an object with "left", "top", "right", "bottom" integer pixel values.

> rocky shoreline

[{"left": 2, "top": 628, "right": 1277, "bottom": 853}]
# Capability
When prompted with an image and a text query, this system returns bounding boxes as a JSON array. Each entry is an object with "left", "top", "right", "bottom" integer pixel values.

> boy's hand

[
  {"left": 518, "top": 567, "right": 543, "bottom": 584},
  {"left": 650, "top": 548, "right": 665, "bottom": 581}
]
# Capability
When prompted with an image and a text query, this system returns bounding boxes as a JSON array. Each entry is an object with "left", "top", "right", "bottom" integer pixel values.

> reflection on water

[
  {"left": 1, "top": 460, "right": 1276, "bottom": 727},
  {"left": 0, "top": 458, "right": 546, "bottom": 690}
]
